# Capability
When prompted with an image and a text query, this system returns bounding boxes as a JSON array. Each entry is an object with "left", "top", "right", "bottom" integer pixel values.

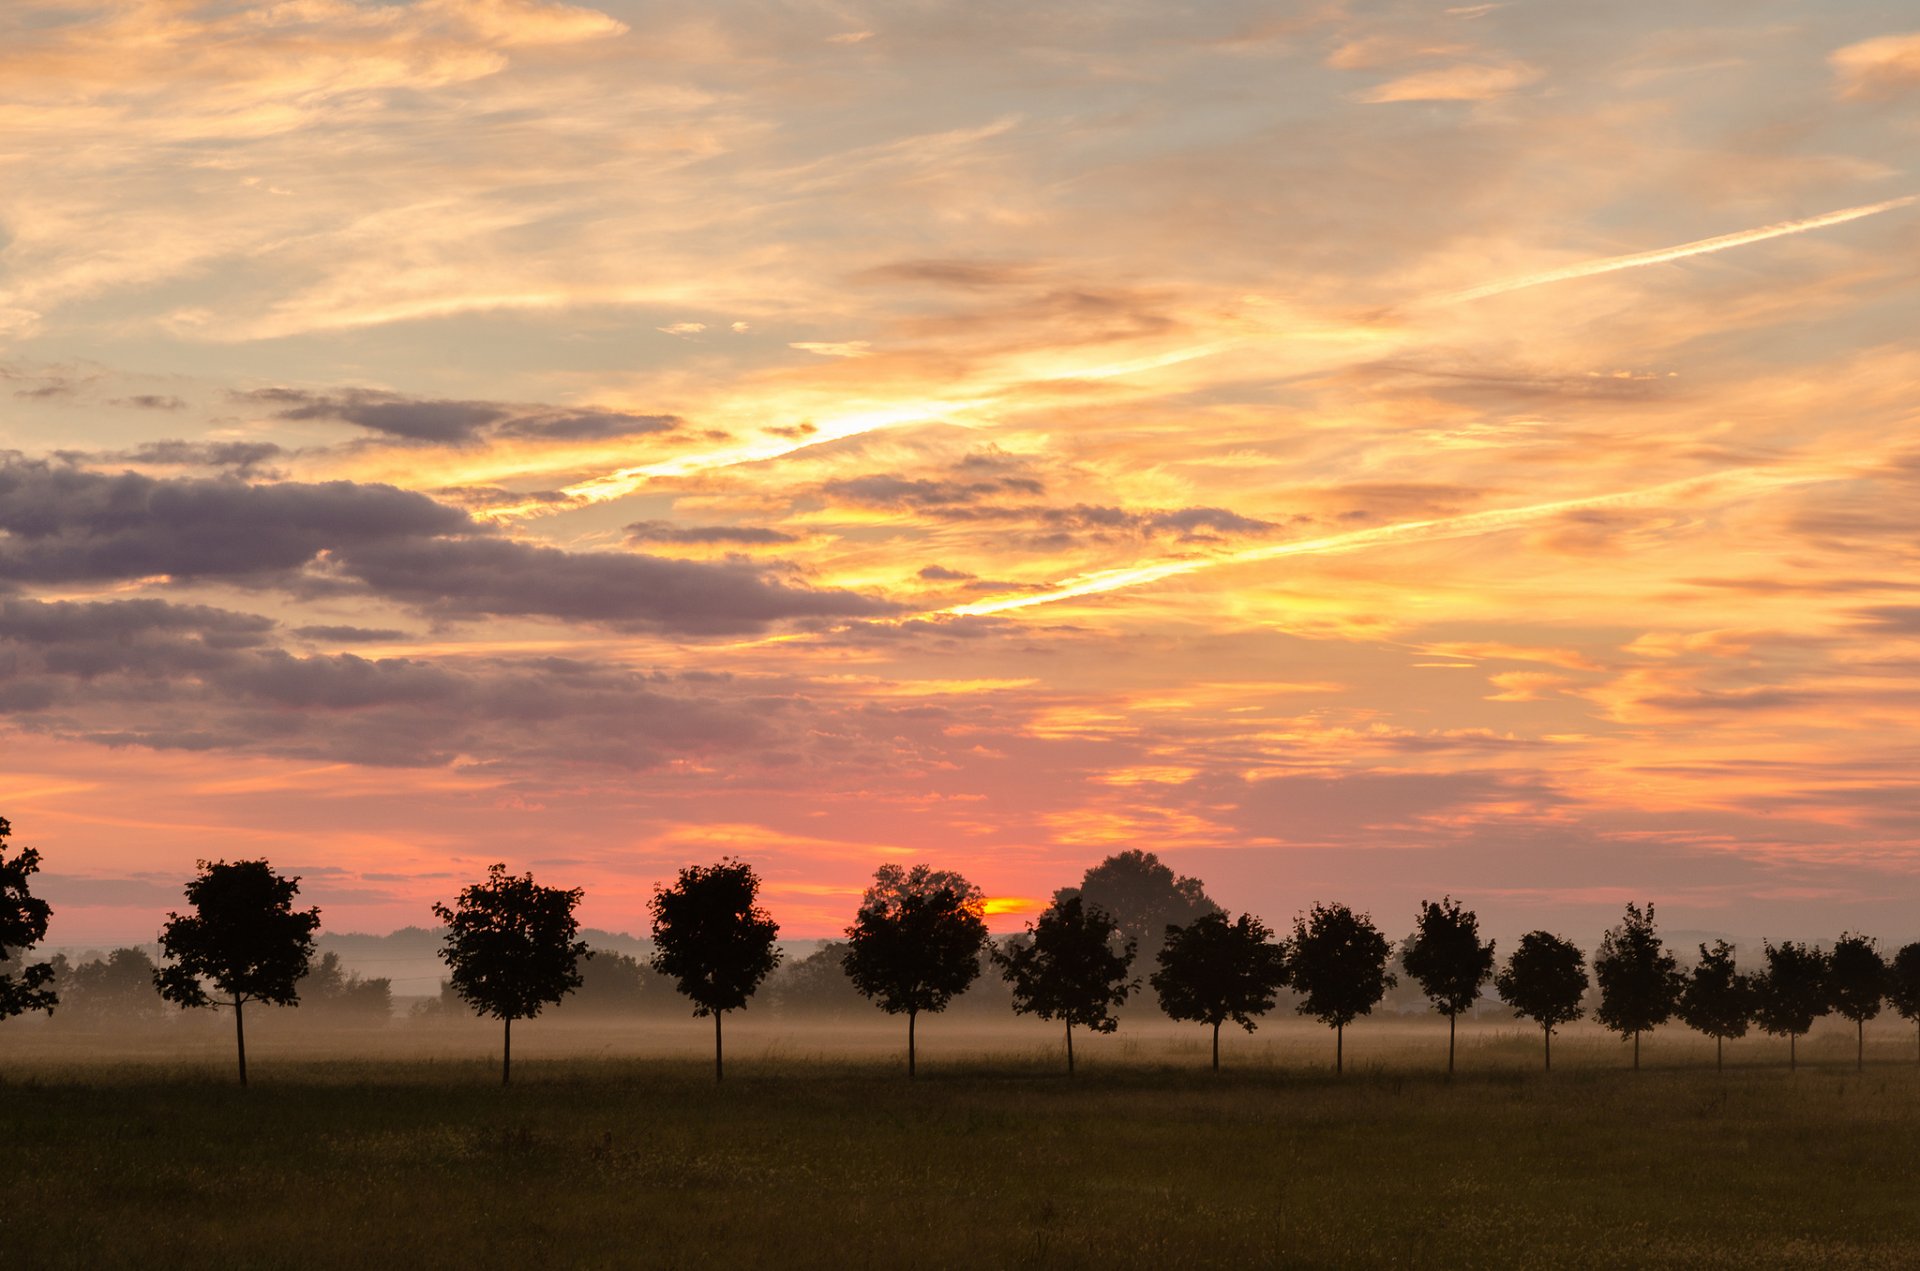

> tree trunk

[
  {"left": 1448, "top": 1012, "right": 1456, "bottom": 1076},
  {"left": 1857, "top": 1018, "right": 1864, "bottom": 1072},
  {"left": 1064, "top": 1020, "right": 1074, "bottom": 1077},
  {"left": 502, "top": 1016, "right": 511, "bottom": 1087},
  {"left": 233, "top": 996, "right": 248, "bottom": 1088},
  {"left": 908, "top": 1009, "right": 917, "bottom": 1080},
  {"left": 1336, "top": 1023, "right": 1344, "bottom": 1075},
  {"left": 1633, "top": 1030, "right": 1640, "bottom": 1072},
  {"left": 714, "top": 1011, "right": 724, "bottom": 1083},
  {"left": 1211, "top": 1021, "right": 1221, "bottom": 1073},
  {"left": 1789, "top": 1032, "right": 1796, "bottom": 1071},
  {"left": 1717, "top": 1035, "right": 1723, "bottom": 1073},
  {"left": 1543, "top": 1023, "right": 1552, "bottom": 1072}
]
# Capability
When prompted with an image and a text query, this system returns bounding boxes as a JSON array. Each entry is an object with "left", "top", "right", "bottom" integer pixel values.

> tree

[
  {"left": 1752, "top": 940, "right": 1829, "bottom": 1070},
  {"left": 54, "top": 948, "right": 166, "bottom": 1026},
  {"left": 842, "top": 864, "right": 990, "bottom": 1079},
  {"left": 649, "top": 858, "right": 781, "bottom": 1082},
  {"left": 1829, "top": 933, "right": 1886, "bottom": 1072},
  {"left": 1888, "top": 943, "right": 1920, "bottom": 1066},
  {"left": 1400, "top": 896, "right": 1496, "bottom": 1075},
  {"left": 994, "top": 895, "right": 1135, "bottom": 1075},
  {"left": 1288, "top": 903, "right": 1396, "bottom": 1074},
  {"left": 1053, "top": 850, "right": 1218, "bottom": 961},
  {"left": 1592, "top": 903, "right": 1682, "bottom": 1071},
  {"left": 768, "top": 941, "right": 866, "bottom": 1016},
  {"left": 1676, "top": 940, "right": 1753, "bottom": 1072},
  {"left": 1495, "top": 931, "right": 1588, "bottom": 1071},
  {"left": 1150, "top": 910, "right": 1287, "bottom": 1071},
  {"left": 303, "top": 951, "right": 394, "bottom": 1022},
  {"left": 432, "top": 863, "right": 588, "bottom": 1086},
  {"left": 0, "top": 817, "right": 58, "bottom": 1024},
  {"left": 154, "top": 859, "right": 321, "bottom": 1086}
]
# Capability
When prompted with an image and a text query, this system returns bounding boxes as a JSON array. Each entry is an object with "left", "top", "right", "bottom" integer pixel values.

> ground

[{"left": 5, "top": 1018, "right": 1919, "bottom": 1268}]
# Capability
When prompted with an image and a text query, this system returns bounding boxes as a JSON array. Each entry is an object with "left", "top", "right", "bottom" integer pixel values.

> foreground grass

[{"left": 5, "top": 1050, "right": 1920, "bottom": 1269}]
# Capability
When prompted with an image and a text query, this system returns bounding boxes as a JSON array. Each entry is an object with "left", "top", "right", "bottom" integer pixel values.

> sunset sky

[{"left": 4, "top": 0, "right": 1919, "bottom": 947}]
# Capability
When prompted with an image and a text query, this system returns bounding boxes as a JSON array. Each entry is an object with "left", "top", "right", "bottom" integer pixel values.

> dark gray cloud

[
  {"left": 243, "top": 388, "right": 678, "bottom": 446},
  {"left": 1855, "top": 606, "right": 1920, "bottom": 634},
  {"left": 917, "top": 564, "right": 974, "bottom": 581},
  {"left": 0, "top": 458, "right": 469, "bottom": 583},
  {"left": 625, "top": 521, "right": 799, "bottom": 546},
  {"left": 245, "top": 387, "right": 510, "bottom": 442},
  {"left": 113, "top": 395, "right": 187, "bottom": 411},
  {"left": 115, "top": 439, "right": 284, "bottom": 476},
  {"left": 293, "top": 624, "right": 409, "bottom": 643},
  {"left": 821, "top": 470, "right": 1277, "bottom": 541},
  {"left": 335, "top": 536, "right": 897, "bottom": 634},
  {"left": 499, "top": 410, "right": 678, "bottom": 442},
  {"left": 820, "top": 473, "right": 1046, "bottom": 506},
  {"left": 0, "top": 597, "right": 771, "bottom": 769},
  {"left": 0, "top": 458, "right": 895, "bottom": 635}
]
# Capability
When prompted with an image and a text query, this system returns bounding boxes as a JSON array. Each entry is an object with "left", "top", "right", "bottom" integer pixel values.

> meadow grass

[{"left": 5, "top": 1020, "right": 1920, "bottom": 1268}]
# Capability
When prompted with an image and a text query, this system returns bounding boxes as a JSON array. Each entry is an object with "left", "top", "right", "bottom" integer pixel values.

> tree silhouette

[
  {"left": 1677, "top": 940, "right": 1753, "bottom": 1072},
  {"left": 304, "top": 950, "right": 394, "bottom": 1022},
  {"left": 1592, "top": 903, "right": 1682, "bottom": 1071},
  {"left": 1495, "top": 931, "right": 1588, "bottom": 1071},
  {"left": 1150, "top": 911, "right": 1288, "bottom": 1071},
  {"left": 842, "top": 864, "right": 990, "bottom": 1079},
  {"left": 154, "top": 859, "right": 321, "bottom": 1086},
  {"left": 0, "top": 817, "right": 58, "bottom": 1024},
  {"left": 1829, "top": 933, "right": 1886, "bottom": 1072},
  {"left": 1888, "top": 943, "right": 1920, "bottom": 1066},
  {"left": 649, "top": 858, "right": 781, "bottom": 1082},
  {"left": 994, "top": 895, "right": 1134, "bottom": 1076},
  {"left": 432, "top": 864, "right": 588, "bottom": 1086},
  {"left": 1053, "top": 850, "right": 1217, "bottom": 961},
  {"left": 1752, "top": 940, "right": 1829, "bottom": 1070},
  {"left": 53, "top": 948, "right": 166, "bottom": 1025},
  {"left": 1400, "top": 896, "right": 1496, "bottom": 1075},
  {"left": 1288, "top": 903, "right": 1395, "bottom": 1074}
]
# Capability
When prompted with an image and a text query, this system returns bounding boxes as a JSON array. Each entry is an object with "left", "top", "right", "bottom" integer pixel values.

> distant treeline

[{"left": 4, "top": 816, "right": 1919, "bottom": 1086}]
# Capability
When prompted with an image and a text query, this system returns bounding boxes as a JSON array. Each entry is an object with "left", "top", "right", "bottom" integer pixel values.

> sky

[{"left": 3, "top": 0, "right": 1919, "bottom": 947}]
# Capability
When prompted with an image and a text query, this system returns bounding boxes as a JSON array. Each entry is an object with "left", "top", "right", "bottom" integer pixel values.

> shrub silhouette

[
  {"left": 1752, "top": 941, "right": 1829, "bottom": 1070},
  {"left": 433, "top": 864, "right": 588, "bottom": 1086},
  {"left": 842, "top": 864, "right": 989, "bottom": 1079},
  {"left": 1400, "top": 896, "right": 1495, "bottom": 1075},
  {"left": 1288, "top": 902, "right": 1395, "bottom": 1074},
  {"left": 0, "top": 816, "right": 57, "bottom": 1024},
  {"left": 1593, "top": 903, "right": 1682, "bottom": 1071},
  {"left": 51, "top": 948, "right": 165, "bottom": 1025},
  {"left": 649, "top": 858, "right": 781, "bottom": 1082},
  {"left": 1151, "top": 910, "right": 1287, "bottom": 1071},
  {"left": 155, "top": 859, "right": 321, "bottom": 1086},
  {"left": 1677, "top": 940, "right": 1753, "bottom": 1072},
  {"left": 1496, "top": 931, "right": 1587, "bottom": 1071},
  {"left": 995, "top": 895, "right": 1134, "bottom": 1076},
  {"left": 1888, "top": 943, "right": 1920, "bottom": 1065},
  {"left": 1829, "top": 933, "right": 1886, "bottom": 1072}
]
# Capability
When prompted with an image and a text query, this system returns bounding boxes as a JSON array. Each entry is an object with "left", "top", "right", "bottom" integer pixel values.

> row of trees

[{"left": 5, "top": 823, "right": 1920, "bottom": 1085}]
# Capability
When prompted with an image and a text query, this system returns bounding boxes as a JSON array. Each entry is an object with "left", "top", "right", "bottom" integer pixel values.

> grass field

[{"left": 6, "top": 1018, "right": 1920, "bottom": 1268}]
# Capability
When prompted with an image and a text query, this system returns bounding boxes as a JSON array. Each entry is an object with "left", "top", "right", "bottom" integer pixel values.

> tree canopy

[
  {"left": 1676, "top": 940, "right": 1752, "bottom": 1070},
  {"left": 432, "top": 863, "right": 588, "bottom": 1085},
  {"left": 1053, "top": 850, "right": 1217, "bottom": 958},
  {"left": 995, "top": 895, "right": 1135, "bottom": 1075},
  {"left": 649, "top": 858, "right": 782, "bottom": 1081},
  {"left": 1829, "top": 933, "right": 1887, "bottom": 1071},
  {"left": 1592, "top": 903, "right": 1682, "bottom": 1069},
  {"left": 1889, "top": 942, "right": 1920, "bottom": 1064},
  {"left": 1150, "top": 910, "right": 1287, "bottom": 1071},
  {"left": 842, "top": 864, "right": 990, "bottom": 1078},
  {"left": 1752, "top": 940, "right": 1829, "bottom": 1070},
  {"left": 1400, "top": 896, "right": 1496, "bottom": 1074},
  {"left": 1495, "top": 931, "right": 1588, "bottom": 1070},
  {"left": 154, "top": 858, "right": 322, "bottom": 1085},
  {"left": 0, "top": 816, "right": 57, "bottom": 1023},
  {"left": 1288, "top": 902, "right": 1395, "bottom": 1073}
]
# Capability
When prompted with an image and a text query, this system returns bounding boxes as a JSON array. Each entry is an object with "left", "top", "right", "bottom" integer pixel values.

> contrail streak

[
  {"left": 1441, "top": 195, "right": 1918, "bottom": 304},
  {"left": 944, "top": 467, "right": 1821, "bottom": 618}
]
